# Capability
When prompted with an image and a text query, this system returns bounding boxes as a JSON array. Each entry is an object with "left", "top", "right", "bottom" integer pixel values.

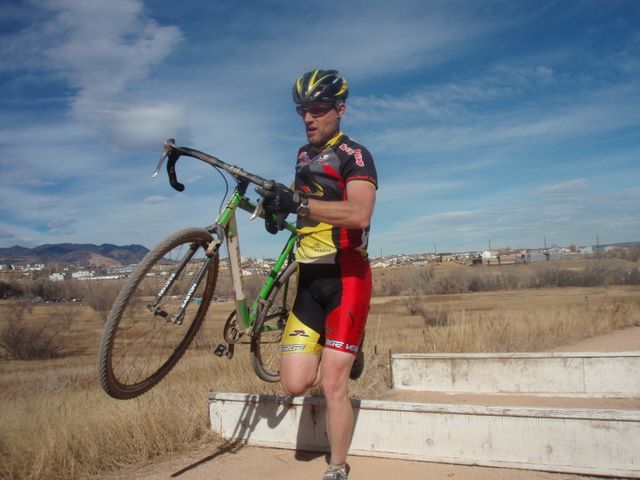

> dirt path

[
  {"left": 548, "top": 324, "right": 640, "bottom": 352},
  {"left": 121, "top": 326, "right": 639, "bottom": 480},
  {"left": 120, "top": 446, "right": 592, "bottom": 480}
]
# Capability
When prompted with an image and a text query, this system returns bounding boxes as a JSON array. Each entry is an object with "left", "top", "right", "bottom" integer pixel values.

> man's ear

[{"left": 336, "top": 102, "right": 346, "bottom": 119}]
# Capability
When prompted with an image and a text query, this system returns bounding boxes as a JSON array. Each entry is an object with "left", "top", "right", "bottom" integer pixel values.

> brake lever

[
  {"left": 152, "top": 138, "right": 176, "bottom": 178},
  {"left": 152, "top": 152, "right": 167, "bottom": 178},
  {"left": 250, "top": 179, "right": 275, "bottom": 221},
  {"left": 249, "top": 196, "right": 265, "bottom": 221}
]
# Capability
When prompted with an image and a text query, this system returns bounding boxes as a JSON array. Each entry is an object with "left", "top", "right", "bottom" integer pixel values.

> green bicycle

[{"left": 97, "top": 139, "right": 297, "bottom": 400}]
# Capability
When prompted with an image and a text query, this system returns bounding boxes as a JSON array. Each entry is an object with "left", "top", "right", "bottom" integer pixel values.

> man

[{"left": 258, "top": 69, "right": 377, "bottom": 480}]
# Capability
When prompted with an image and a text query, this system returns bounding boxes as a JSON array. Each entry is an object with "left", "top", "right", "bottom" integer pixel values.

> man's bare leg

[
  {"left": 280, "top": 352, "right": 321, "bottom": 395},
  {"left": 320, "top": 349, "right": 355, "bottom": 466}
]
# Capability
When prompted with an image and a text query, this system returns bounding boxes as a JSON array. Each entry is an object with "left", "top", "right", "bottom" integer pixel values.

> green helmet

[{"left": 292, "top": 69, "right": 349, "bottom": 105}]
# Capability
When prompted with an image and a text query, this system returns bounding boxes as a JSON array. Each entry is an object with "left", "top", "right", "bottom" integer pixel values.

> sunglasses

[{"left": 296, "top": 102, "right": 336, "bottom": 118}]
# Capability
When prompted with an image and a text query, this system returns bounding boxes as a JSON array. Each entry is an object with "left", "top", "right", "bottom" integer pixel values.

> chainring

[{"left": 223, "top": 309, "right": 242, "bottom": 344}]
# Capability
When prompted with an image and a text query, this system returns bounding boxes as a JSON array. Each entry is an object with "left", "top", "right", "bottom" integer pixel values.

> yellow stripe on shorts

[{"left": 281, "top": 311, "right": 323, "bottom": 356}]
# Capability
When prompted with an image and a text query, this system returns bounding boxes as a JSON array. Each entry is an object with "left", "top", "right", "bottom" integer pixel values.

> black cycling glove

[
  {"left": 256, "top": 182, "right": 304, "bottom": 234},
  {"left": 264, "top": 211, "right": 288, "bottom": 235},
  {"left": 256, "top": 182, "right": 302, "bottom": 215}
]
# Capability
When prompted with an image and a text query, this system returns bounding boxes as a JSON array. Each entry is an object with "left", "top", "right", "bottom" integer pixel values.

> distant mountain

[{"left": 0, "top": 243, "right": 149, "bottom": 267}]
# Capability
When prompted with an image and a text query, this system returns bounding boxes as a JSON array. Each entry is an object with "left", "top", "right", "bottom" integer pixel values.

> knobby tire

[
  {"left": 250, "top": 261, "right": 297, "bottom": 382},
  {"left": 97, "top": 228, "right": 218, "bottom": 399}
]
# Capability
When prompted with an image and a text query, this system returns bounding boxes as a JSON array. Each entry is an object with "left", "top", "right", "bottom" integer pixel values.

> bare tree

[
  {"left": 82, "top": 281, "right": 121, "bottom": 323},
  {"left": 0, "top": 301, "right": 67, "bottom": 360},
  {"left": 0, "top": 280, "right": 24, "bottom": 299}
]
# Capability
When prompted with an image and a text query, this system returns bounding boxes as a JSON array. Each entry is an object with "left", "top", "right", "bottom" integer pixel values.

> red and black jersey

[{"left": 294, "top": 133, "right": 378, "bottom": 264}]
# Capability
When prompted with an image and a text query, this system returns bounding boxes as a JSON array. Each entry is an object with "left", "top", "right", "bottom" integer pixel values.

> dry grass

[
  {"left": 373, "top": 257, "right": 640, "bottom": 296},
  {"left": 1, "top": 259, "right": 640, "bottom": 480},
  {"left": 1, "top": 364, "right": 219, "bottom": 479},
  {"left": 371, "top": 288, "right": 639, "bottom": 354}
]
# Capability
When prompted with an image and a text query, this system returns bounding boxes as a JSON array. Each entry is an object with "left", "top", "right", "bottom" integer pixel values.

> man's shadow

[
  {"left": 170, "top": 395, "right": 361, "bottom": 477},
  {"left": 171, "top": 394, "right": 290, "bottom": 477},
  {"left": 294, "top": 397, "right": 361, "bottom": 463}
]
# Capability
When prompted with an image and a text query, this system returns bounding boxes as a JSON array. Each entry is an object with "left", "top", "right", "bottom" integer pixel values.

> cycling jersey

[
  {"left": 281, "top": 132, "right": 377, "bottom": 356},
  {"left": 294, "top": 133, "right": 378, "bottom": 264}
]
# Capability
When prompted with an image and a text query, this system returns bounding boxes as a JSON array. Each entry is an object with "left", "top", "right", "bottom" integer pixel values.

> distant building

[
  {"left": 72, "top": 270, "right": 94, "bottom": 279},
  {"left": 50, "top": 273, "right": 66, "bottom": 282},
  {"left": 107, "top": 265, "right": 135, "bottom": 275},
  {"left": 496, "top": 253, "right": 518, "bottom": 265},
  {"left": 16, "top": 263, "right": 45, "bottom": 272},
  {"left": 481, "top": 250, "right": 498, "bottom": 265},
  {"left": 371, "top": 261, "right": 390, "bottom": 269}
]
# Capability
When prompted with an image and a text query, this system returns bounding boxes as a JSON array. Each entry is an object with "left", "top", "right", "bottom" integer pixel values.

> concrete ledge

[
  {"left": 209, "top": 392, "right": 640, "bottom": 478},
  {"left": 391, "top": 352, "right": 640, "bottom": 396}
]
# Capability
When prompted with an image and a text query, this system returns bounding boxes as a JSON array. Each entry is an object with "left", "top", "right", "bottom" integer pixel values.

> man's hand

[
  {"left": 264, "top": 211, "right": 289, "bottom": 234},
  {"left": 256, "top": 182, "right": 303, "bottom": 215},
  {"left": 256, "top": 182, "right": 302, "bottom": 234}
]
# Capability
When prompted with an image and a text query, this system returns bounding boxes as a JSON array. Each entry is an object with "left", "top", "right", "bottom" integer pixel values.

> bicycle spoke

[
  {"left": 251, "top": 262, "right": 296, "bottom": 382},
  {"left": 98, "top": 228, "right": 219, "bottom": 398},
  {"left": 113, "top": 321, "right": 175, "bottom": 383}
]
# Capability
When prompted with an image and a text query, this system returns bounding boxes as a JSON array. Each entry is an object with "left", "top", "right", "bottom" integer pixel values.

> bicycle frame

[
  {"left": 216, "top": 180, "right": 297, "bottom": 336},
  {"left": 151, "top": 139, "right": 297, "bottom": 343}
]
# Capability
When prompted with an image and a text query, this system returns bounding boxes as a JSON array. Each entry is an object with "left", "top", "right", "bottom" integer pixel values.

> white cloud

[
  {"left": 349, "top": 64, "right": 563, "bottom": 125},
  {"left": 44, "top": 0, "right": 181, "bottom": 94},
  {"left": 0, "top": 225, "right": 38, "bottom": 248},
  {"left": 35, "top": 0, "right": 184, "bottom": 149},
  {"left": 192, "top": 3, "right": 491, "bottom": 84},
  {"left": 144, "top": 195, "right": 168, "bottom": 204},
  {"left": 72, "top": 99, "right": 189, "bottom": 150},
  {"left": 46, "top": 217, "right": 77, "bottom": 235},
  {"left": 536, "top": 65, "right": 553, "bottom": 77},
  {"left": 536, "top": 178, "right": 589, "bottom": 196},
  {"left": 0, "top": 122, "right": 106, "bottom": 187},
  {"left": 0, "top": 228, "right": 19, "bottom": 240},
  {"left": 359, "top": 81, "right": 640, "bottom": 166}
]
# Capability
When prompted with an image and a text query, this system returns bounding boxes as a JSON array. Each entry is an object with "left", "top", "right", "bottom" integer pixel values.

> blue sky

[{"left": 1, "top": 0, "right": 639, "bottom": 258}]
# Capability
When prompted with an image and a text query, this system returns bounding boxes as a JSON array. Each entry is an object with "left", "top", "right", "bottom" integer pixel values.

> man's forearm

[{"left": 306, "top": 198, "right": 371, "bottom": 229}]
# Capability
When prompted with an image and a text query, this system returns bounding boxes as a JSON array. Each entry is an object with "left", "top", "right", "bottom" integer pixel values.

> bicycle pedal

[{"left": 213, "top": 343, "right": 235, "bottom": 359}]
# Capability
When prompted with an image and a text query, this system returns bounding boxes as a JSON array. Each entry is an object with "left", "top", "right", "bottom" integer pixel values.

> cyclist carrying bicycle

[{"left": 258, "top": 69, "right": 377, "bottom": 480}]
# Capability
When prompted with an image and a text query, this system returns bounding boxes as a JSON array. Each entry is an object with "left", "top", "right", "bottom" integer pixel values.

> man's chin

[{"left": 307, "top": 135, "right": 322, "bottom": 147}]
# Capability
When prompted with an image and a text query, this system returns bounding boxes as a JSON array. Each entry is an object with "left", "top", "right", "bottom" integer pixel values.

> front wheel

[
  {"left": 97, "top": 228, "right": 219, "bottom": 399},
  {"left": 251, "top": 261, "right": 297, "bottom": 382}
]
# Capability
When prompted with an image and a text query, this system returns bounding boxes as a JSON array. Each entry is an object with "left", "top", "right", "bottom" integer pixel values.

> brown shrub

[
  {"left": 372, "top": 258, "right": 640, "bottom": 296},
  {"left": 82, "top": 281, "right": 122, "bottom": 323},
  {"left": 0, "top": 302, "right": 68, "bottom": 360},
  {"left": 0, "top": 280, "right": 24, "bottom": 299}
]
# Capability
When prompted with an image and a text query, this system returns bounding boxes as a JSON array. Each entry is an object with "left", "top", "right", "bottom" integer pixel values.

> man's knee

[
  {"left": 321, "top": 372, "right": 350, "bottom": 403},
  {"left": 280, "top": 378, "right": 308, "bottom": 397},
  {"left": 280, "top": 353, "right": 320, "bottom": 396},
  {"left": 320, "top": 350, "right": 353, "bottom": 400}
]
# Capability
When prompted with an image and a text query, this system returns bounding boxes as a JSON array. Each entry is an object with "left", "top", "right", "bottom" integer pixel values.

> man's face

[{"left": 298, "top": 101, "right": 346, "bottom": 147}]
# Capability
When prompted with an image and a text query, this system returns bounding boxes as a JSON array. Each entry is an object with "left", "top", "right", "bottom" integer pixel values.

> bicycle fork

[{"left": 147, "top": 238, "right": 220, "bottom": 325}]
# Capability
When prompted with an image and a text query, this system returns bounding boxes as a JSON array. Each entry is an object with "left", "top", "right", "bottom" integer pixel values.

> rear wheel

[
  {"left": 251, "top": 261, "right": 297, "bottom": 382},
  {"left": 97, "top": 228, "right": 218, "bottom": 399}
]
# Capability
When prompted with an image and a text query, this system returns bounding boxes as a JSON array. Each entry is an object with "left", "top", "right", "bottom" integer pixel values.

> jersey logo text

[
  {"left": 325, "top": 339, "right": 344, "bottom": 349},
  {"left": 282, "top": 344, "right": 306, "bottom": 352},
  {"left": 339, "top": 143, "right": 364, "bottom": 167}
]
